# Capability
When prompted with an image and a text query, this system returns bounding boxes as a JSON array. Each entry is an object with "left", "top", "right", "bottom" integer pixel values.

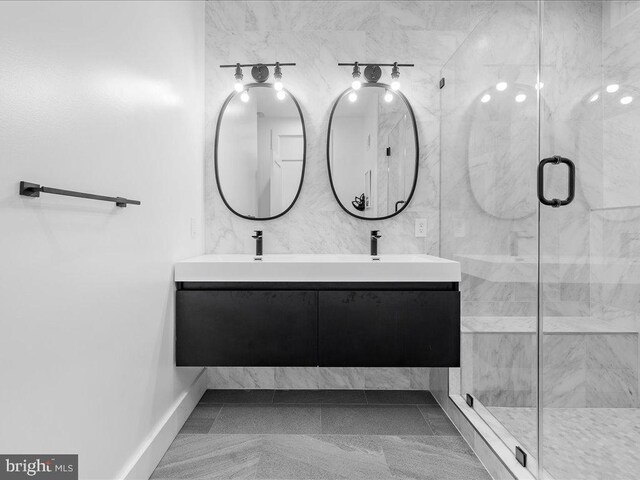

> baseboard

[{"left": 118, "top": 368, "right": 208, "bottom": 480}]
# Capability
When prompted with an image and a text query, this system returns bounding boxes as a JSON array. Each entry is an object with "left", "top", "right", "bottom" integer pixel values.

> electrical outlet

[{"left": 415, "top": 218, "right": 427, "bottom": 237}]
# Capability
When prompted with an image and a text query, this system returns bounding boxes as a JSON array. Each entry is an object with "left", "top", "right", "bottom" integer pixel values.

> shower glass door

[
  {"left": 442, "top": 2, "right": 639, "bottom": 478},
  {"left": 439, "top": 1, "right": 541, "bottom": 476},
  {"left": 539, "top": 1, "right": 640, "bottom": 478}
]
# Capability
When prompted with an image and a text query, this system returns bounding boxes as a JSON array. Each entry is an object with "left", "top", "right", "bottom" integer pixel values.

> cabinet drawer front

[
  {"left": 319, "top": 291, "right": 460, "bottom": 367},
  {"left": 177, "top": 290, "right": 318, "bottom": 366}
]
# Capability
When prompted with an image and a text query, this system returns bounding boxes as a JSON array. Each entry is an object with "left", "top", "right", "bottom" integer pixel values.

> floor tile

[
  {"left": 179, "top": 404, "right": 223, "bottom": 434},
  {"left": 256, "top": 434, "right": 393, "bottom": 479},
  {"left": 490, "top": 406, "right": 640, "bottom": 480},
  {"left": 321, "top": 405, "right": 433, "bottom": 435},
  {"left": 365, "top": 390, "right": 437, "bottom": 405},
  {"left": 150, "top": 434, "right": 261, "bottom": 479},
  {"left": 418, "top": 405, "right": 460, "bottom": 436},
  {"left": 210, "top": 405, "right": 321, "bottom": 434},
  {"left": 381, "top": 435, "right": 492, "bottom": 480},
  {"left": 200, "top": 389, "right": 274, "bottom": 404},
  {"left": 272, "top": 389, "right": 367, "bottom": 404}
]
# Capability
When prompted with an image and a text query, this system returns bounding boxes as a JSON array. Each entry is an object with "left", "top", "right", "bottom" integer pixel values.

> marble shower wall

[
  {"left": 590, "top": 1, "right": 640, "bottom": 405},
  {"left": 443, "top": 1, "right": 639, "bottom": 408},
  {"left": 440, "top": 1, "right": 542, "bottom": 320},
  {"left": 203, "top": 0, "right": 490, "bottom": 389}
]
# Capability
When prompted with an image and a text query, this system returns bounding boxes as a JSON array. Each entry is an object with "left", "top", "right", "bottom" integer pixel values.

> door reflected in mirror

[
  {"left": 215, "top": 83, "right": 306, "bottom": 220},
  {"left": 328, "top": 85, "right": 418, "bottom": 220}
]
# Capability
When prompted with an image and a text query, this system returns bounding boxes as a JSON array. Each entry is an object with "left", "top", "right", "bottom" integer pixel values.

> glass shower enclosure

[{"left": 441, "top": 1, "right": 640, "bottom": 478}]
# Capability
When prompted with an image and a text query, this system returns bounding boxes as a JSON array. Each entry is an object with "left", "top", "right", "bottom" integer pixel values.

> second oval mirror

[
  {"left": 327, "top": 84, "right": 418, "bottom": 220},
  {"left": 215, "top": 83, "right": 306, "bottom": 220}
]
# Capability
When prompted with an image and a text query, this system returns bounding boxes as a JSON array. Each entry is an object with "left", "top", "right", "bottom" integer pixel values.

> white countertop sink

[{"left": 175, "top": 254, "right": 461, "bottom": 283}]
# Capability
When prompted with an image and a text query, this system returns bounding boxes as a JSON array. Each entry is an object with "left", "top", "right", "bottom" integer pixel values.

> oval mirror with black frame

[
  {"left": 327, "top": 83, "right": 419, "bottom": 220},
  {"left": 215, "top": 83, "right": 306, "bottom": 220}
]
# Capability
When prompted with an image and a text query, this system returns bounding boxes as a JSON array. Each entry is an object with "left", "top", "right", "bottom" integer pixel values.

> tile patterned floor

[
  {"left": 151, "top": 390, "right": 492, "bottom": 480},
  {"left": 488, "top": 406, "right": 640, "bottom": 480}
]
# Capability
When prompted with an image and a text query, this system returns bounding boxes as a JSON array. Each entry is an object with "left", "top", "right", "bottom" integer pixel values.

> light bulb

[
  {"left": 384, "top": 90, "right": 393, "bottom": 102},
  {"left": 620, "top": 96, "right": 633, "bottom": 105},
  {"left": 391, "top": 80, "right": 400, "bottom": 91},
  {"left": 352, "top": 79, "right": 362, "bottom": 90},
  {"left": 606, "top": 84, "right": 619, "bottom": 93},
  {"left": 348, "top": 92, "right": 358, "bottom": 102},
  {"left": 240, "top": 90, "right": 250, "bottom": 103},
  {"left": 496, "top": 81, "right": 508, "bottom": 91},
  {"left": 274, "top": 80, "right": 284, "bottom": 91},
  {"left": 589, "top": 93, "right": 600, "bottom": 103},
  {"left": 234, "top": 81, "right": 244, "bottom": 93},
  {"left": 481, "top": 94, "right": 491, "bottom": 103},
  {"left": 515, "top": 93, "right": 527, "bottom": 103},
  {"left": 276, "top": 90, "right": 286, "bottom": 100}
]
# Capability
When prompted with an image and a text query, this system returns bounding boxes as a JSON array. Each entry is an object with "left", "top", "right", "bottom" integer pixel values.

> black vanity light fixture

[
  {"left": 220, "top": 62, "right": 296, "bottom": 102},
  {"left": 351, "top": 62, "right": 362, "bottom": 91},
  {"left": 338, "top": 61, "right": 414, "bottom": 101}
]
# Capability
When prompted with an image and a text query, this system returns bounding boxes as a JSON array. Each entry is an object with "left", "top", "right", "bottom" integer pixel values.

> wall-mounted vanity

[
  {"left": 175, "top": 254, "right": 461, "bottom": 368},
  {"left": 184, "top": 61, "right": 461, "bottom": 369}
]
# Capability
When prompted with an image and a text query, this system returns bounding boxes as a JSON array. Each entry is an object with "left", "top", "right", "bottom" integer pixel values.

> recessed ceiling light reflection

[
  {"left": 589, "top": 93, "right": 600, "bottom": 102},
  {"left": 480, "top": 94, "right": 491, "bottom": 103},
  {"left": 496, "top": 82, "right": 508, "bottom": 91},
  {"left": 606, "top": 84, "right": 620, "bottom": 93},
  {"left": 515, "top": 93, "right": 527, "bottom": 103},
  {"left": 620, "top": 96, "right": 633, "bottom": 105}
]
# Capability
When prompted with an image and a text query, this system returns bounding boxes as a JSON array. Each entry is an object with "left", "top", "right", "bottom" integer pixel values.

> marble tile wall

[
  {"left": 461, "top": 331, "right": 638, "bottom": 408},
  {"left": 207, "top": 367, "right": 431, "bottom": 390},
  {"left": 204, "top": 1, "right": 489, "bottom": 389},
  {"left": 205, "top": 0, "right": 481, "bottom": 257},
  {"left": 593, "top": 1, "right": 640, "bottom": 402},
  {"left": 443, "top": 0, "right": 640, "bottom": 409}
]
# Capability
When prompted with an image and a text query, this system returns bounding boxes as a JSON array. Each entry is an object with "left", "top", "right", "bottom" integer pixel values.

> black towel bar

[{"left": 19, "top": 181, "right": 141, "bottom": 207}]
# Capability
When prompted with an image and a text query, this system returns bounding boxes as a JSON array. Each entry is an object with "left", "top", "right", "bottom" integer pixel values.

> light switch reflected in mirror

[
  {"left": 327, "top": 84, "right": 419, "bottom": 220},
  {"left": 215, "top": 83, "right": 306, "bottom": 220}
]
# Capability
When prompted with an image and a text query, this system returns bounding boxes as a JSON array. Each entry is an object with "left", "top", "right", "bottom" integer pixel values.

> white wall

[{"left": 0, "top": 1, "right": 205, "bottom": 479}]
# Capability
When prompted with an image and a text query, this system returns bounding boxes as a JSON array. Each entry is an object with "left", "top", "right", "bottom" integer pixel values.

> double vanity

[
  {"left": 175, "top": 254, "right": 461, "bottom": 368},
  {"left": 182, "top": 62, "right": 460, "bottom": 369}
]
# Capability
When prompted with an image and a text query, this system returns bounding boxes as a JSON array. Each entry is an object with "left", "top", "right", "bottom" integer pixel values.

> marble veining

[
  {"left": 205, "top": 0, "right": 473, "bottom": 257},
  {"left": 462, "top": 328, "right": 638, "bottom": 408},
  {"left": 208, "top": 367, "right": 432, "bottom": 391}
]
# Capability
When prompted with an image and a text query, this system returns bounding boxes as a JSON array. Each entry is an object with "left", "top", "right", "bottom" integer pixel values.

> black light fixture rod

[
  {"left": 19, "top": 181, "right": 141, "bottom": 208},
  {"left": 338, "top": 62, "right": 415, "bottom": 67},
  {"left": 220, "top": 63, "right": 296, "bottom": 68}
]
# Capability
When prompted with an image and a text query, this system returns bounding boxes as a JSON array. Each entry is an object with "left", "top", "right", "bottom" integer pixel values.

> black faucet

[
  {"left": 252, "top": 230, "right": 263, "bottom": 258},
  {"left": 370, "top": 230, "right": 381, "bottom": 256}
]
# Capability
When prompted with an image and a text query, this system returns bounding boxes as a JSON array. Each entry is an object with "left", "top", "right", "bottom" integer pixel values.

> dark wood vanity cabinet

[
  {"left": 319, "top": 290, "right": 460, "bottom": 367},
  {"left": 176, "top": 290, "right": 318, "bottom": 366},
  {"left": 176, "top": 282, "right": 460, "bottom": 367}
]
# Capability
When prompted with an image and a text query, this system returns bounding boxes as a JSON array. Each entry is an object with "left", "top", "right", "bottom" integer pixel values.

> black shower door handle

[{"left": 537, "top": 155, "right": 575, "bottom": 207}]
